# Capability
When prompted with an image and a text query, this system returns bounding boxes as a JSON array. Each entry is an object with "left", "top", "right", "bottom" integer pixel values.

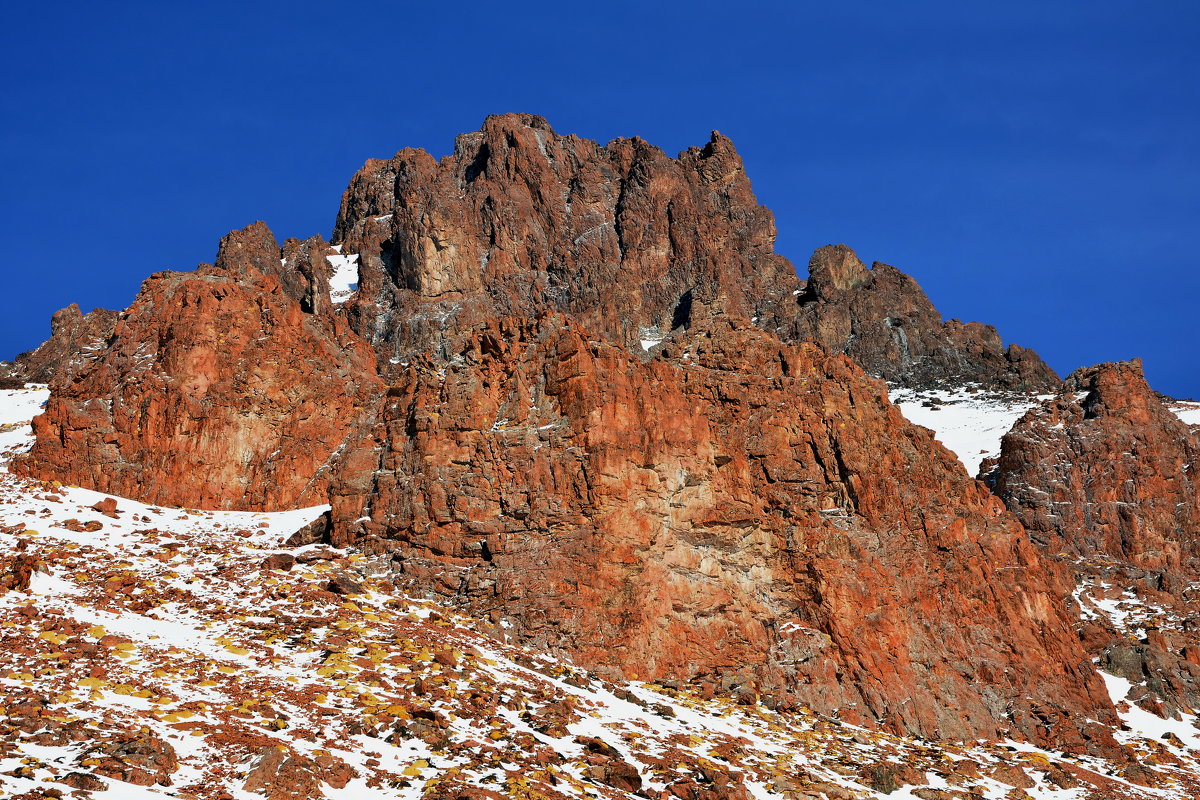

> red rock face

[
  {"left": 991, "top": 359, "right": 1200, "bottom": 573},
  {"left": 14, "top": 115, "right": 1105, "bottom": 746},
  {"left": 332, "top": 115, "right": 1055, "bottom": 391},
  {"left": 16, "top": 229, "right": 382, "bottom": 510},
  {"left": 325, "top": 313, "right": 1113, "bottom": 745}
]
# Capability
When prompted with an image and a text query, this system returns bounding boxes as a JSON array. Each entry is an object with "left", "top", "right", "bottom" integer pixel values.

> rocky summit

[{"left": 3, "top": 114, "right": 1199, "bottom": 800}]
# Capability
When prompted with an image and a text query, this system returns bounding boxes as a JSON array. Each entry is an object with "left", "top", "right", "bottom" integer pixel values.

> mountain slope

[{"left": 3, "top": 385, "right": 1198, "bottom": 800}]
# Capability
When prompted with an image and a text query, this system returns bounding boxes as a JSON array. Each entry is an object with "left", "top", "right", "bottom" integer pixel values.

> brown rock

[
  {"left": 991, "top": 359, "right": 1200, "bottom": 572},
  {"left": 85, "top": 731, "right": 178, "bottom": 786},
  {"left": 781, "top": 244, "right": 1060, "bottom": 390},
  {"left": 284, "top": 511, "right": 330, "bottom": 547},
  {"left": 2, "top": 553, "right": 37, "bottom": 592},
  {"left": 326, "top": 573, "right": 364, "bottom": 595},
  {"left": 12, "top": 302, "right": 118, "bottom": 384},
  {"left": 261, "top": 553, "right": 297, "bottom": 572},
  {"left": 12, "top": 116, "right": 1103, "bottom": 751},
  {"left": 91, "top": 497, "right": 119, "bottom": 517},
  {"left": 242, "top": 744, "right": 354, "bottom": 799},
  {"left": 333, "top": 113, "right": 798, "bottom": 363},
  {"left": 58, "top": 771, "right": 107, "bottom": 791},
  {"left": 327, "top": 313, "right": 1113, "bottom": 745}
]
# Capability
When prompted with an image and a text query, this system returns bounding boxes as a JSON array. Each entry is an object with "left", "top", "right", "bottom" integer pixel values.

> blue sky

[{"left": 3, "top": 2, "right": 1197, "bottom": 396}]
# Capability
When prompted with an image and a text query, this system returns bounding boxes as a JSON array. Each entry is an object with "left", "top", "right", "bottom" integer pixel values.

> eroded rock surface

[
  {"left": 332, "top": 112, "right": 800, "bottom": 364},
  {"left": 324, "top": 312, "right": 1113, "bottom": 745},
  {"left": 990, "top": 359, "right": 1200, "bottom": 573},
  {"left": 14, "top": 115, "right": 1100, "bottom": 747},
  {"left": 783, "top": 245, "right": 1059, "bottom": 390},
  {"left": 17, "top": 232, "right": 382, "bottom": 510},
  {"left": 12, "top": 302, "right": 118, "bottom": 384}
]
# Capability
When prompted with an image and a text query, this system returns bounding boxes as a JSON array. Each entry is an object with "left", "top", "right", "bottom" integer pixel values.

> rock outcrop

[
  {"left": 322, "top": 312, "right": 1113, "bottom": 746},
  {"left": 15, "top": 115, "right": 1105, "bottom": 747},
  {"left": 782, "top": 244, "right": 1060, "bottom": 390},
  {"left": 990, "top": 359, "right": 1200, "bottom": 573},
  {"left": 331, "top": 114, "right": 1054, "bottom": 390},
  {"left": 18, "top": 226, "right": 382, "bottom": 510},
  {"left": 11, "top": 302, "right": 118, "bottom": 385},
  {"left": 331, "top": 112, "right": 800, "bottom": 365}
]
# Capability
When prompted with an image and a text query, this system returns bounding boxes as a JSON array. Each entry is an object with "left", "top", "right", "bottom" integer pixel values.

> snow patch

[
  {"left": 889, "top": 386, "right": 1050, "bottom": 476},
  {"left": 327, "top": 252, "right": 360, "bottom": 304}
]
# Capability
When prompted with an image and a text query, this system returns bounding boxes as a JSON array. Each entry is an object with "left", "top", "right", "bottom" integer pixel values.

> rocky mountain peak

[
  {"left": 9, "top": 116, "right": 1115, "bottom": 753},
  {"left": 783, "top": 243, "right": 1060, "bottom": 390},
  {"left": 214, "top": 219, "right": 281, "bottom": 276},
  {"left": 804, "top": 243, "right": 872, "bottom": 297}
]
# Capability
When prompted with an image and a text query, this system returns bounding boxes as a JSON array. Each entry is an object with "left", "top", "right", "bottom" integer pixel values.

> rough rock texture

[
  {"left": 12, "top": 302, "right": 119, "bottom": 384},
  {"left": 781, "top": 245, "right": 1060, "bottom": 390},
  {"left": 242, "top": 744, "right": 354, "bottom": 799},
  {"left": 15, "top": 115, "right": 1103, "bottom": 747},
  {"left": 324, "top": 312, "right": 1113, "bottom": 746},
  {"left": 990, "top": 359, "right": 1200, "bottom": 573},
  {"left": 332, "top": 112, "right": 800, "bottom": 365},
  {"left": 330, "top": 115, "right": 1053, "bottom": 391},
  {"left": 0, "top": 362, "right": 24, "bottom": 389},
  {"left": 1101, "top": 642, "right": 1200, "bottom": 718},
  {"left": 17, "top": 225, "right": 382, "bottom": 510}
]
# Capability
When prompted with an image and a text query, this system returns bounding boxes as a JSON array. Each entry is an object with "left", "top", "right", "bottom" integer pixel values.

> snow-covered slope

[
  {"left": 888, "top": 386, "right": 1051, "bottom": 475},
  {"left": 1, "top": 386, "right": 1197, "bottom": 800},
  {"left": 891, "top": 387, "right": 1200, "bottom": 478},
  {"left": 1168, "top": 400, "right": 1200, "bottom": 427}
]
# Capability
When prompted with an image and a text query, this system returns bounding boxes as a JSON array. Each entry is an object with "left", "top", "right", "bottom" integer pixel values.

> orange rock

[
  {"left": 10, "top": 116, "right": 1108, "bottom": 751},
  {"left": 327, "top": 313, "right": 1113, "bottom": 745},
  {"left": 17, "top": 229, "right": 383, "bottom": 511}
]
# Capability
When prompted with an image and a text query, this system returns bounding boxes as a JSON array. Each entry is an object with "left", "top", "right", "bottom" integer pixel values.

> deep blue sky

[{"left": 3, "top": 2, "right": 1197, "bottom": 396}]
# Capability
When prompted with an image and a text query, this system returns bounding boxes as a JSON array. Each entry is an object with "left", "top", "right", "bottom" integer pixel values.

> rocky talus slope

[{"left": 2, "top": 386, "right": 1198, "bottom": 800}]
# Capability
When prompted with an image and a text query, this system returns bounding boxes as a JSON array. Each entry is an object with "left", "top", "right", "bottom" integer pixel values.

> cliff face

[
  {"left": 13, "top": 114, "right": 1106, "bottom": 745},
  {"left": 331, "top": 114, "right": 1056, "bottom": 390},
  {"left": 991, "top": 359, "right": 1200, "bottom": 573},
  {"left": 330, "top": 112, "right": 800, "bottom": 364},
  {"left": 20, "top": 230, "right": 382, "bottom": 510},
  {"left": 988, "top": 361, "right": 1200, "bottom": 721},
  {"left": 323, "top": 311, "right": 1111, "bottom": 746}
]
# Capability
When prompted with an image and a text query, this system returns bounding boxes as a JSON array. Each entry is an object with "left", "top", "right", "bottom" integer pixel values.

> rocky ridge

[
  {"left": 990, "top": 359, "right": 1200, "bottom": 573},
  {"left": 1, "top": 115, "right": 1151, "bottom": 759},
  {"left": 981, "top": 360, "right": 1200, "bottom": 722},
  {"left": 786, "top": 245, "right": 1060, "bottom": 390},
  {"left": 4, "top": 303, "right": 118, "bottom": 388},
  {"left": 887, "top": 378, "right": 1200, "bottom": 756}
]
